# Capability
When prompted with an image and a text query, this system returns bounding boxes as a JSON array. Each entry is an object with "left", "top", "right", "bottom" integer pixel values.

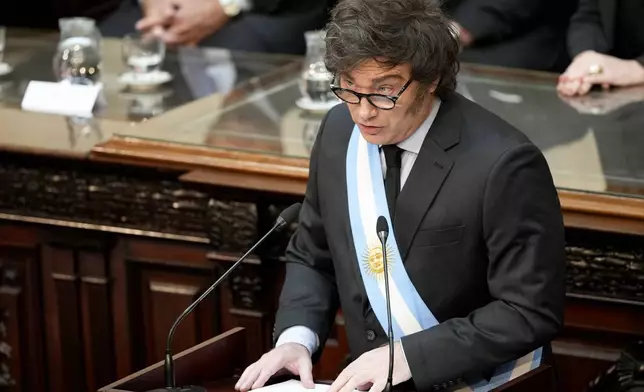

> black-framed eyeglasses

[{"left": 330, "top": 77, "right": 412, "bottom": 110}]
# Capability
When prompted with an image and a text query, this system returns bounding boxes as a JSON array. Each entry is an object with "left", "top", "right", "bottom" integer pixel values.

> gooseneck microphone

[
  {"left": 148, "top": 203, "right": 302, "bottom": 392},
  {"left": 376, "top": 216, "right": 394, "bottom": 392}
]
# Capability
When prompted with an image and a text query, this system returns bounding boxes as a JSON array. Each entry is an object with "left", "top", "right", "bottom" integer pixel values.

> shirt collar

[{"left": 397, "top": 98, "right": 442, "bottom": 155}]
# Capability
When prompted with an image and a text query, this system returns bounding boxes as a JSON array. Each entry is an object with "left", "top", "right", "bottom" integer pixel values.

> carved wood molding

[
  {"left": 149, "top": 282, "right": 199, "bottom": 296},
  {"left": 91, "top": 136, "right": 309, "bottom": 180},
  {"left": 91, "top": 136, "right": 644, "bottom": 236}
]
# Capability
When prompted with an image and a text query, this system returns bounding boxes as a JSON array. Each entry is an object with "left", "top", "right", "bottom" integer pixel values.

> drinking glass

[
  {"left": 122, "top": 33, "right": 165, "bottom": 74},
  {"left": 298, "top": 30, "right": 336, "bottom": 103}
]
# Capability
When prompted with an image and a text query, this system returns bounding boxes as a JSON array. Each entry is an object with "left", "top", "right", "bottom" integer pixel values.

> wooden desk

[{"left": 0, "top": 30, "right": 643, "bottom": 392}]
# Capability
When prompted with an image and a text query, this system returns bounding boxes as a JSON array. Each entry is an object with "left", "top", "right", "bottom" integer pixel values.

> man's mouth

[{"left": 358, "top": 124, "right": 383, "bottom": 135}]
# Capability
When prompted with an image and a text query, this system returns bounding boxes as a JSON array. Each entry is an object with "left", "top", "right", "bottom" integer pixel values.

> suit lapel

[
  {"left": 394, "top": 95, "right": 463, "bottom": 261},
  {"left": 600, "top": 0, "right": 616, "bottom": 46}
]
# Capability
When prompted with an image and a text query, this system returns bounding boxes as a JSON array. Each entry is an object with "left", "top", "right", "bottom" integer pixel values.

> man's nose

[{"left": 358, "top": 97, "right": 377, "bottom": 119}]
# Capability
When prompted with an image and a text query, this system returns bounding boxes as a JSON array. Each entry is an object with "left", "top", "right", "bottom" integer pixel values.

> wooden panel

[
  {"left": 552, "top": 340, "right": 621, "bottom": 392},
  {"left": 79, "top": 250, "right": 115, "bottom": 391},
  {"left": 110, "top": 240, "right": 132, "bottom": 379},
  {"left": 136, "top": 267, "right": 218, "bottom": 366},
  {"left": 41, "top": 245, "right": 86, "bottom": 392},
  {"left": 564, "top": 296, "right": 644, "bottom": 336},
  {"left": 122, "top": 238, "right": 219, "bottom": 368},
  {"left": 0, "top": 286, "right": 22, "bottom": 391},
  {"left": 215, "top": 254, "right": 278, "bottom": 364},
  {"left": 0, "top": 225, "right": 45, "bottom": 392}
]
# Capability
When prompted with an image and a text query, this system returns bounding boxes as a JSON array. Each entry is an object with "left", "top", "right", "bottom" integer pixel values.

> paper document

[{"left": 252, "top": 380, "right": 357, "bottom": 392}]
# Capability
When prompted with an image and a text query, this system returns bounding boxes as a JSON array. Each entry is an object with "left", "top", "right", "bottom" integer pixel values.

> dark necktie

[{"left": 382, "top": 145, "right": 403, "bottom": 219}]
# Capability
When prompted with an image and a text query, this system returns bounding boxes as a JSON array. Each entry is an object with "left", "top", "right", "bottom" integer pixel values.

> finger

[
  {"left": 328, "top": 370, "right": 352, "bottom": 392},
  {"left": 556, "top": 80, "right": 567, "bottom": 95},
  {"left": 237, "top": 363, "right": 262, "bottom": 392},
  {"left": 556, "top": 81, "right": 570, "bottom": 96},
  {"left": 251, "top": 368, "right": 279, "bottom": 390},
  {"left": 136, "top": 5, "right": 175, "bottom": 30},
  {"left": 559, "top": 80, "right": 579, "bottom": 97},
  {"left": 577, "top": 80, "right": 593, "bottom": 96},
  {"left": 602, "top": 83, "right": 611, "bottom": 90},
  {"left": 135, "top": 13, "right": 170, "bottom": 31},
  {"left": 236, "top": 363, "right": 256, "bottom": 391},
  {"left": 135, "top": 16, "right": 160, "bottom": 31},
  {"left": 583, "top": 73, "right": 611, "bottom": 87},
  {"left": 162, "top": 23, "right": 191, "bottom": 46},
  {"left": 568, "top": 78, "right": 585, "bottom": 96},
  {"left": 339, "top": 375, "right": 364, "bottom": 392},
  {"left": 297, "top": 357, "right": 315, "bottom": 389}
]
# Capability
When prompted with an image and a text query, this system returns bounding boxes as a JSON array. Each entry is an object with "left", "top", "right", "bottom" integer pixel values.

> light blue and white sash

[{"left": 345, "top": 126, "right": 542, "bottom": 391}]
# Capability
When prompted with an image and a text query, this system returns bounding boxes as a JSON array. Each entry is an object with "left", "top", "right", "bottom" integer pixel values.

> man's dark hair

[{"left": 325, "top": 0, "right": 460, "bottom": 100}]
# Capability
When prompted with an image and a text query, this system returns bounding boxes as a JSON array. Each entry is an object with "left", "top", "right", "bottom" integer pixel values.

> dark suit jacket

[
  {"left": 568, "top": 0, "right": 644, "bottom": 65},
  {"left": 273, "top": 93, "right": 566, "bottom": 391},
  {"left": 443, "top": 0, "right": 576, "bottom": 72}
]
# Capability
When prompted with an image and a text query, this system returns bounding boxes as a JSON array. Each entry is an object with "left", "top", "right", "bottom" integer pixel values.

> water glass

[
  {"left": 122, "top": 33, "right": 165, "bottom": 74},
  {"left": 0, "top": 26, "right": 6, "bottom": 64},
  {"left": 299, "top": 30, "right": 336, "bottom": 102}
]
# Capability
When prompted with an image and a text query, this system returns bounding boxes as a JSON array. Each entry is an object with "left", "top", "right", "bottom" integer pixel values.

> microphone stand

[
  {"left": 150, "top": 205, "right": 299, "bottom": 392},
  {"left": 377, "top": 222, "right": 395, "bottom": 392}
]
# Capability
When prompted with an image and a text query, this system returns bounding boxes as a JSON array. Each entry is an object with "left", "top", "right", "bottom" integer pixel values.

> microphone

[
  {"left": 376, "top": 216, "right": 394, "bottom": 392},
  {"left": 148, "top": 203, "right": 302, "bottom": 392}
]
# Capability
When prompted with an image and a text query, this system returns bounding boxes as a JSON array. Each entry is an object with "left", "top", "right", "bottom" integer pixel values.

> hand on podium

[
  {"left": 327, "top": 342, "right": 411, "bottom": 392},
  {"left": 235, "top": 343, "right": 315, "bottom": 391}
]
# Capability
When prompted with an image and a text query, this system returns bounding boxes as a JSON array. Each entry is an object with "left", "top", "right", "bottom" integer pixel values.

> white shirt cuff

[{"left": 275, "top": 326, "right": 319, "bottom": 356}]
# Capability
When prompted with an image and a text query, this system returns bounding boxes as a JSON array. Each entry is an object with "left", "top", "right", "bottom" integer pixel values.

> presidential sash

[{"left": 345, "top": 126, "right": 542, "bottom": 391}]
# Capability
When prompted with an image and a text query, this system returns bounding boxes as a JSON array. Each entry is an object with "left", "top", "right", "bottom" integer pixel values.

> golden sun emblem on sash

[{"left": 362, "top": 243, "right": 394, "bottom": 280}]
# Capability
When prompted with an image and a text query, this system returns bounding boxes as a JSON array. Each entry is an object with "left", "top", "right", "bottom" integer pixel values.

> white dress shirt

[{"left": 275, "top": 98, "right": 442, "bottom": 355}]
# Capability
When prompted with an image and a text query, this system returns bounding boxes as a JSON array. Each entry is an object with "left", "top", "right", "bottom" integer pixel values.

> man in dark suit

[
  {"left": 236, "top": 0, "right": 566, "bottom": 391},
  {"left": 443, "top": 0, "right": 576, "bottom": 72},
  {"left": 558, "top": 0, "right": 644, "bottom": 96},
  {"left": 99, "top": 0, "right": 334, "bottom": 54}
]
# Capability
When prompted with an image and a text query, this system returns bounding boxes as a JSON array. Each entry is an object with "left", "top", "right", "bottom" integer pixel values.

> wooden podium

[
  {"left": 98, "top": 327, "right": 557, "bottom": 392},
  {"left": 99, "top": 327, "right": 249, "bottom": 392}
]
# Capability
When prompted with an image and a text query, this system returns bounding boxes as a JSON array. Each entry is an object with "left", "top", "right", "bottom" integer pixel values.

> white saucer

[
  {"left": 118, "top": 70, "right": 172, "bottom": 88},
  {"left": 0, "top": 63, "right": 13, "bottom": 76},
  {"left": 296, "top": 97, "right": 341, "bottom": 112}
]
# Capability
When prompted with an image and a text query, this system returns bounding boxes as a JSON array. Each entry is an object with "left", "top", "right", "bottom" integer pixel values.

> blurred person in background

[
  {"left": 99, "top": 0, "right": 335, "bottom": 54},
  {"left": 558, "top": 0, "right": 644, "bottom": 96},
  {"left": 444, "top": 0, "right": 576, "bottom": 72}
]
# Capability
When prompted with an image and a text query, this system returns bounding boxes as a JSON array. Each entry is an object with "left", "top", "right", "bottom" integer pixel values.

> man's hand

[
  {"left": 328, "top": 342, "right": 411, "bottom": 392},
  {"left": 235, "top": 343, "right": 314, "bottom": 392},
  {"left": 135, "top": 0, "right": 176, "bottom": 37},
  {"left": 558, "top": 51, "right": 644, "bottom": 96},
  {"left": 158, "top": 0, "right": 230, "bottom": 46}
]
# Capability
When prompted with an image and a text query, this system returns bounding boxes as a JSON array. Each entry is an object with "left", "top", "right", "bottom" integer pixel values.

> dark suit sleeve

[
  {"left": 451, "top": 0, "right": 548, "bottom": 44},
  {"left": 400, "top": 143, "right": 566, "bottom": 390},
  {"left": 567, "top": 0, "right": 611, "bottom": 57},
  {"left": 250, "top": 0, "right": 330, "bottom": 15},
  {"left": 272, "top": 112, "right": 340, "bottom": 358},
  {"left": 250, "top": 0, "right": 286, "bottom": 14}
]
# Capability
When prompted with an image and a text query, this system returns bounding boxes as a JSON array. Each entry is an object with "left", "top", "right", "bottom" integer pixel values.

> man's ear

[{"left": 428, "top": 79, "right": 440, "bottom": 94}]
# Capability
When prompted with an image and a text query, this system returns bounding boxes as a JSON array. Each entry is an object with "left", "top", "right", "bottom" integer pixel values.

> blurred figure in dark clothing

[
  {"left": 558, "top": 0, "right": 644, "bottom": 96},
  {"left": 99, "top": 0, "right": 335, "bottom": 54},
  {"left": 443, "top": 0, "right": 576, "bottom": 72}
]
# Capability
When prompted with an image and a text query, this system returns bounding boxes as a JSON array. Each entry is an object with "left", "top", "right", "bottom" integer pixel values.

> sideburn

[{"left": 406, "top": 84, "right": 431, "bottom": 116}]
